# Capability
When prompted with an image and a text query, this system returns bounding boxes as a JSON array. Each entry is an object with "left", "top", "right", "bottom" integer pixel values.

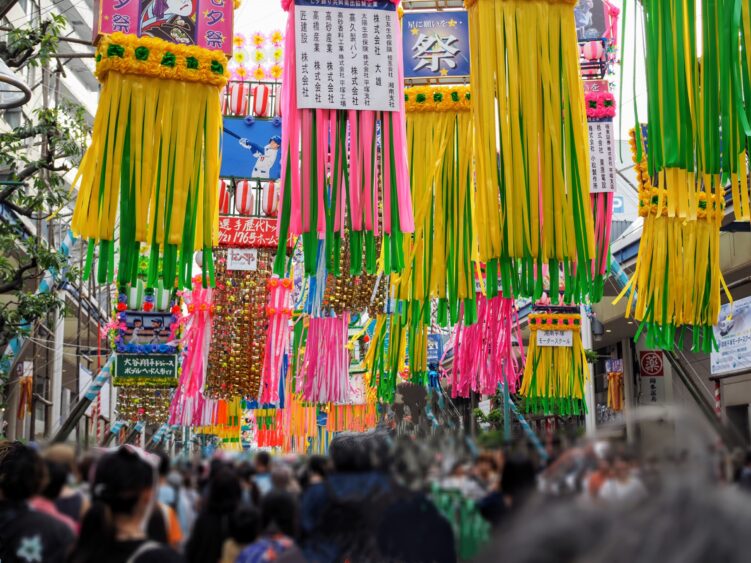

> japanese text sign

[
  {"left": 711, "top": 296, "right": 751, "bottom": 376},
  {"left": 588, "top": 121, "right": 616, "bottom": 193},
  {"left": 218, "top": 216, "right": 295, "bottom": 249},
  {"left": 536, "top": 330, "right": 574, "bottom": 347},
  {"left": 294, "top": 0, "right": 399, "bottom": 111},
  {"left": 639, "top": 351, "right": 664, "bottom": 377},
  {"left": 94, "top": 0, "right": 234, "bottom": 55},
  {"left": 227, "top": 248, "right": 259, "bottom": 271},
  {"left": 402, "top": 10, "right": 470, "bottom": 80},
  {"left": 115, "top": 354, "right": 177, "bottom": 379}
]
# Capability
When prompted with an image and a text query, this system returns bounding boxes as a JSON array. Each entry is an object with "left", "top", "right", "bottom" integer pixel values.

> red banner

[
  {"left": 218, "top": 216, "right": 293, "bottom": 249},
  {"left": 583, "top": 79, "right": 610, "bottom": 93}
]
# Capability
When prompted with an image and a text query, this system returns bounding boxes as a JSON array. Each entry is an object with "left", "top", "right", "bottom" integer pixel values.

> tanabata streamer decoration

[
  {"left": 465, "top": 0, "right": 595, "bottom": 303},
  {"left": 205, "top": 249, "right": 272, "bottom": 398},
  {"left": 402, "top": 85, "right": 476, "bottom": 326},
  {"left": 71, "top": 33, "right": 228, "bottom": 289},
  {"left": 615, "top": 1, "right": 732, "bottom": 352},
  {"left": 260, "top": 276, "right": 293, "bottom": 404},
  {"left": 300, "top": 314, "right": 352, "bottom": 403},
  {"left": 607, "top": 371, "right": 623, "bottom": 412},
  {"left": 117, "top": 388, "right": 171, "bottom": 424},
  {"left": 449, "top": 295, "right": 521, "bottom": 398},
  {"left": 519, "top": 311, "right": 588, "bottom": 416},
  {"left": 274, "top": 0, "right": 414, "bottom": 278},
  {"left": 169, "top": 278, "right": 214, "bottom": 425}
]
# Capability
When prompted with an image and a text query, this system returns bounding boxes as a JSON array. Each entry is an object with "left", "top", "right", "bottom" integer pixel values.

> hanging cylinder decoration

[
  {"left": 401, "top": 85, "right": 476, "bottom": 327},
  {"left": 71, "top": 33, "right": 229, "bottom": 290},
  {"left": 235, "top": 179, "right": 255, "bottom": 215},
  {"left": 464, "top": 0, "right": 596, "bottom": 303},
  {"left": 615, "top": 1, "right": 732, "bottom": 352},
  {"left": 229, "top": 81, "right": 251, "bottom": 116},
  {"left": 519, "top": 310, "right": 589, "bottom": 416},
  {"left": 274, "top": 0, "right": 414, "bottom": 278}
]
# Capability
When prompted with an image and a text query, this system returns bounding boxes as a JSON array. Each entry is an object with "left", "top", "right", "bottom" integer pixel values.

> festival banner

[
  {"left": 218, "top": 216, "right": 294, "bottom": 248},
  {"left": 114, "top": 354, "right": 178, "bottom": 387},
  {"left": 711, "top": 296, "right": 751, "bottom": 376},
  {"left": 402, "top": 10, "right": 470, "bottom": 80}
]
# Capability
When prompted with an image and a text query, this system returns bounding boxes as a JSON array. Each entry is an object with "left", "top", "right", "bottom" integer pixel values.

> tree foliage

[{"left": 0, "top": 16, "right": 88, "bottom": 361}]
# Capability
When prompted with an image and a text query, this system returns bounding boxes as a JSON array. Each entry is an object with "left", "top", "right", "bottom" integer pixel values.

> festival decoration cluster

[{"left": 229, "top": 30, "right": 285, "bottom": 82}]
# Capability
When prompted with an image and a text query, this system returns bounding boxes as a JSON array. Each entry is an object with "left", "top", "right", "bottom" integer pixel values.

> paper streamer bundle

[
  {"left": 274, "top": 0, "right": 414, "bottom": 278},
  {"left": 402, "top": 85, "right": 476, "bottom": 326},
  {"left": 300, "top": 313, "right": 351, "bottom": 403},
  {"left": 450, "top": 295, "right": 521, "bottom": 398},
  {"left": 117, "top": 388, "right": 172, "bottom": 424},
  {"left": 607, "top": 371, "right": 624, "bottom": 412},
  {"left": 519, "top": 312, "right": 588, "bottom": 416},
  {"left": 260, "top": 276, "right": 293, "bottom": 404},
  {"left": 465, "top": 0, "right": 595, "bottom": 302},
  {"left": 71, "top": 33, "right": 227, "bottom": 289},
  {"left": 169, "top": 278, "right": 213, "bottom": 425},
  {"left": 363, "top": 311, "right": 407, "bottom": 403},
  {"left": 616, "top": 1, "right": 732, "bottom": 352},
  {"left": 325, "top": 403, "right": 378, "bottom": 433}
]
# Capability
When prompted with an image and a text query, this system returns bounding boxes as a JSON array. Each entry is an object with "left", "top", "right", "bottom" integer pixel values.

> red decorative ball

[
  {"left": 171, "top": 305, "right": 181, "bottom": 314},
  {"left": 143, "top": 302, "right": 154, "bottom": 312},
  {"left": 117, "top": 302, "right": 127, "bottom": 312}
]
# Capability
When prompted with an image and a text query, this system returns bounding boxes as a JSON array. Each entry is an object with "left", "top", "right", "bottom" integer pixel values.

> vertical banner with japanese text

[
  {"left": 588, "top": 121, "right": 616, "bottom": 193},
  {"left": 294, "top": 0, "right": 399, "bottom": 111}
]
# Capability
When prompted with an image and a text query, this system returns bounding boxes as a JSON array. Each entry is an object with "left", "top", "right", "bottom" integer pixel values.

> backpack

[{"left": 126, "top": 540, "right": 161, "bottom": 563}]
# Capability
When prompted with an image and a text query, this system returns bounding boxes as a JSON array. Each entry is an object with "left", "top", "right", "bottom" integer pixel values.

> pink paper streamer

[
  {"left": 301, "top": 313, "right": 350, "bottom": 403},
  {"left": 261, "top": 277, "right": 293, "bottom": 404},
  {"left": 450, "top": 295, "right": 523, "bottom": 398}
]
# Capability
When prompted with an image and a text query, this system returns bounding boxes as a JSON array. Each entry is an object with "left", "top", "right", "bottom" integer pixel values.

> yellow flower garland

[{"left": 404, "top": 85, "right": 471, "bottom": 113}]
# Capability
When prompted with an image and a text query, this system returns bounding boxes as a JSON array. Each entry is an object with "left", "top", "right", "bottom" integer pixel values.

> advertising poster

[{"left": 712, "top": 296, "right": 751, "bottom": 376}]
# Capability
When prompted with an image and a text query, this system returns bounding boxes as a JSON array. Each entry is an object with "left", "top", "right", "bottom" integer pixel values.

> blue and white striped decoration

[
  {"left": 0, "top": 229, "right": 77, "bottom": 374},
  {"left": 109, "top": 420, "right": 127, "bottom": 435},
  {"left": 133, "top": 420, "right": 145, "bottom": 434},
  {"left": 84, "top": 354, "right": 116, "bottom": 401},
  {"left": 151, "top": 423, "right": 170, "bottom": 444},
  {"left": 507, "top": 397, "right": 549, "bottom": 462}
]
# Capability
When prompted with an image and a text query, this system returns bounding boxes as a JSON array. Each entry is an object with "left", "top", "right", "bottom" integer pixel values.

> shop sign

[{"left": 711, "top": 296, "right": 751, "bottom": 376}]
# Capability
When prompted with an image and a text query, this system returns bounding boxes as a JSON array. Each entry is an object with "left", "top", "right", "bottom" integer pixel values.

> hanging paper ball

[
  {"left": 218, "top": 179, "right": 231, "bottom": 214},
  {"left": 233, "top": 48, "right": 250, "bottom": 66},
  {"left": 582, "top": 41, "right": 605, "bottom": 61},
  {"left": 253, "top": 85, "right": 271, "bottom": 117},
  {"left": 261, "top": 181, "right": 279, "bottom": 216},
  {"left": 235, "top": 180, "right": 255, "bottom": 215},
  {"left": 117, "top": 302, "right": 127, "bottom": 312},
  {"left": 229, "top": 82, "right": 251, "bottom": 116},
  {"left": 270, "top": 30, "right": 284, "bottom": 47},
  {"left": 194, "top": 251, "right": 203, "bottom": 268},
  {"left": 251, "top": 32, "right": 266, "bottom": 48},
  {"left": 143, "top": 302, "right": 154, "bottom": 312},
  {"left": 270, "top": 64, "right": 283, "bottom": 81}
]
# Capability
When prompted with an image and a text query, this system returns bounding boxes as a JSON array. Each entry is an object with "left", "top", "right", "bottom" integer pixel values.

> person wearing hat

[{"left": 239, "top": 135, "right": 281, "bottom": 180}]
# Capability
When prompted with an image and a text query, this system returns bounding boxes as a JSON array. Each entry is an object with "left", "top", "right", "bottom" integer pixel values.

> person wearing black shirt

[
  {"left": 0, "top": 441, "right": 75, "bottom": 563},
  {"left": 67, "top": 446, "right": 183, "bottom": 563}
]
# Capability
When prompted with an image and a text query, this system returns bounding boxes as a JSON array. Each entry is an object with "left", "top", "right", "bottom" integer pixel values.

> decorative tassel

[
  {"left": 519, "top": 311, "right": 589, "bottom": 416},
  {"left": 71, "top": 33, "right": 227, "bottom": 288},
  {"left": 465, "top": 0, "right": 596, "bottom": 301},
  {"left": 260, "top": 276, "right": 294, "bottom": 404}
]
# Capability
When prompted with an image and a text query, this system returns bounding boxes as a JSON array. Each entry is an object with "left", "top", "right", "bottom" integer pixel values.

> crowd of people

[{"left": 2, "top": 430, "right": 751, "bottom": 562}]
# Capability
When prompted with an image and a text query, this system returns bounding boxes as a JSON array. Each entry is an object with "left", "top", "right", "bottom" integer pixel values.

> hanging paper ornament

[
  {"left": 261, "top": 181, "right": 279, "bottom": 216},
  {"left": 274, "top": 0, "right": 414, "bottom": 278},
  {"left": 260, "top": 276, "right": 293, "bottom": 404},
  {"left": 519, "top": 310, "right": 588, "bottom": 416},
  {"left": 233, "top": 48, "right": 249, "bottom": 66},
  {"left": 71, "top": 33, "right": 228, "bottom": 289},
  {"left": 235, "top": 179, "right": 255, "bottom": 215},
  {"left": 252, "top": 84, "right": 271, "bottom": 116},
  {"left": 252, "top": 66, "right": 267, "bottom": 82},
  {"left": 269, "top": 63, "right": 284, "bottom": 81},
  {"left": 251, "top": 32, "right": 266, "bottom": 49},
  {"left": 465, "top": 0, "right": 596, "bottom": 303},
  {"left": 300, "top": 313, "right": 351, "bottom": 403},
  {"left": 449, "top": 295, "right": 522, "bottom": 398},
  {"left": 229, "top": 81, "right": 251, "bottom": 116},
  {"left": 607, "top": 371, "right": 624, "bottom": 412},
  {"left": 402, "top": 85, "right": 475, "bottom": 326},
  {"left": 270, "top": 30, "right": 284, "bottom": 47},
  {"left": 614, "top": 2, "right": 733, "bottom": 352},
  {"left": 233, "top": 33, "right": 246, "bottom": 49},
  {"left": 581, "top": 40, "right": 605, "bottom": 61},
  {"left": 252, "top": 49, "right": 266, "bottom": 64},
  {"left": 218, "top": 179, "right": 231, "bottom": 214}
]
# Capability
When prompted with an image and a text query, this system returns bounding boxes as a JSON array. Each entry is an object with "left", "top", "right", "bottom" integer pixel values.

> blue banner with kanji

[{"left": 402, "top": 10, "right": 470, "bottom": 80}]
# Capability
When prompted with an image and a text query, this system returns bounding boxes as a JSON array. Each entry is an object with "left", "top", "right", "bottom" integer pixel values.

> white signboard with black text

[
  {"left": 536, "top": 330, "right": 574, "bottom": 347},
  {"left": 588, "top": 121, "right": 616, "bottom": 193},
  {"left": 294, "top": 0, "right": 399, "bottom": 112},
  {"left": 711, "top": 296, "right": 751, "bottom": 376},
  {"left": 227, "top": 248, "right": 259, "bottom": 271}
]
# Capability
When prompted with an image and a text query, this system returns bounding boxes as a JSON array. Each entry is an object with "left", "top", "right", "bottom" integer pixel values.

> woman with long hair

[{"left": 67, "top": 447, "right": 183, "bottom": 563}]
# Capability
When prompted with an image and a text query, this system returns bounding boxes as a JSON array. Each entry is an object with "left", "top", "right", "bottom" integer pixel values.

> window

[{"left": 3, "top": 108, "right": 21, "bottom": 129}]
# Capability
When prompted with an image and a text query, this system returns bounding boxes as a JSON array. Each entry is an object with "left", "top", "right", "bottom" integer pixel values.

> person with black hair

[
  {"left": 185, "top": 466, "right": 243, "bottom": 563},
  {"left": 253, "top": 451, "right": 273, "bottom": 496},
  {"left": 236, "top": 491, "right": 304, "bottom": 563},
  {"left": 29, "top": 459, "right": 80, "bottom": 534},
  {"left": 148, "top": 450, "right": 183, "bottom": 547},
  {"left": 0, "top": 441, "right": 75, "bottom": 563},
  {"left": 220, "top": 505, "right": 260, "bottom": 563},
  {"left": 67, "top": 446, "right": 182, "bottom": 563}
]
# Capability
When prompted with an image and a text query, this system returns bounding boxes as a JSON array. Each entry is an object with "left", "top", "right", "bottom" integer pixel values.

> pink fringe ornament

[
  {"left": 300, "top": 313, "right": 351, "bottom": 404},
  {"left": 260, "top": 276, "right": 293, "bottom": 404}
]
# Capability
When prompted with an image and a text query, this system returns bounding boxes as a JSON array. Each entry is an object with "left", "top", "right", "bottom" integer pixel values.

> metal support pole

[{"left": 580, "top": 305, "right": 597, "bottom": 437}]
